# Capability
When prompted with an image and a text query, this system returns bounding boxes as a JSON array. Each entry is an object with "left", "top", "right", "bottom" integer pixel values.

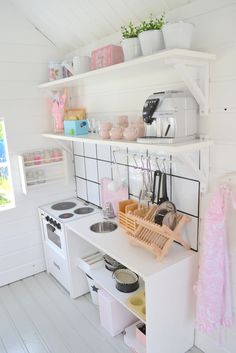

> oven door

[
  {"left": 42, "top": 219, "right": 66, "bottom": 256},
  {"left": 46, "top": 223, "right": 62, "bottom": 249}
]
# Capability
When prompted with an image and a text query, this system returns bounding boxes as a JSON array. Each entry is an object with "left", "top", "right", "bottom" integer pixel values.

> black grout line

[
  {"left": 95, "top": 144, "right": 101, "bottom": 206},
  {"left": 76, "top": 176, "right": 100, "bottom": 186},
  {"left": 73, "top": 142, "right": 201, "bottom": 251}
]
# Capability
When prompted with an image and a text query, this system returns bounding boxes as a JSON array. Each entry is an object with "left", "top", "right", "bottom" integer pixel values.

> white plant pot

[
  {"left": 138, "top": 30, "right": 164, "bottom": 56},
  {"left": 162, "top": 22, "right": 194, "bottom": 49},
  {"left": 121, "top": 37, "right": 142, "bottom": 61}
]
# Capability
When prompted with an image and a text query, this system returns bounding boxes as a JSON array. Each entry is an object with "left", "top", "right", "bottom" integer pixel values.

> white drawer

[{"left": 45, "top": 245, "right": 69, "bottom": 291}]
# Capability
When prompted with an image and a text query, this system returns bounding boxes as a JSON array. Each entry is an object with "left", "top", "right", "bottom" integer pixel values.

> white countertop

[{"left": 66, "top": 212, "right": 195, "bottom": 280}]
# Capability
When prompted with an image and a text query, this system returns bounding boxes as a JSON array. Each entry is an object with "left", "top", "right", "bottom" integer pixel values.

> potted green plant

[
  {"left": 138, "top": 14, "right": 165, "bottom": 56},
  {"left": 121, "top": 21, "right": 142, "bottom": 61}
]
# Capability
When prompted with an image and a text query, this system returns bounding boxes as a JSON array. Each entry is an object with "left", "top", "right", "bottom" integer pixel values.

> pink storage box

[
  {"left": 135, "top": 322, "right": 146, "bottom": 346},
  {"left": 91, "top": 44, "right": 124, "bottom": 70},
  {"left": 98, "top": 289, "right": 136, "bottom": 336}
]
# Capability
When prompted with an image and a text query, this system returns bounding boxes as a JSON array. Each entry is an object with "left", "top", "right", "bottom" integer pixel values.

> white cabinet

[
  {"left": 65, "top": 213, "right": 197, "bottom": 353},
  {"left": 18, "top": 148, "right": 67, "bottom": 194}
]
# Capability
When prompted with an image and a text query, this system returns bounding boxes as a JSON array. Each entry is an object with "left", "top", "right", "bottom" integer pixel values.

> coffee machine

[{"left": 138, "top": 91, "right": 198, "bottom": 144}]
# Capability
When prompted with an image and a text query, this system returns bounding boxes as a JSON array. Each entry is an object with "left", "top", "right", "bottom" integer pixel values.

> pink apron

[{"left": 195, "top": 186, "right": 234, "bottom": 333}]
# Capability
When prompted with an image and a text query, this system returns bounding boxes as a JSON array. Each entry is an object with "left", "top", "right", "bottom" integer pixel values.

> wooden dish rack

[{"left": 118, "top": 200, "right": 191, "bottom": 261}]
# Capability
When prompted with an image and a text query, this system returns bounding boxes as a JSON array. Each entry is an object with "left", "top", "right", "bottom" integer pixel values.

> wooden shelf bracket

[{"left": 166, "top": 58, "right": 210, "bottom": 116}]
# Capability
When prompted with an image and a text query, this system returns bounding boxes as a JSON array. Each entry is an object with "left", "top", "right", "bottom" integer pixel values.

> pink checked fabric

[{"left": 195, "top": 186, "right": 234, "bottom": 333}]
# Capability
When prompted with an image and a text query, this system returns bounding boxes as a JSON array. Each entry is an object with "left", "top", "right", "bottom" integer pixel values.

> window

[{"left": 0, "top": 119, "right": 14, "bottom": 210}]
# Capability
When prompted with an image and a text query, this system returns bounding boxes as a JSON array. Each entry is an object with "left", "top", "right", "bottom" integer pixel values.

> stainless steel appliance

[
  {"left": 38, "top": 198, "right": 99, "bottom": 291},
  {"left": 138, "top": 90, "right": 198, "bottom": 144}
]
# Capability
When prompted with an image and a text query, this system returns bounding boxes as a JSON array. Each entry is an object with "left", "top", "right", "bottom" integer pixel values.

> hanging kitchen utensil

[
  {"left": 108, "top": 151, "right": 126, "bottom": 191},
  {"left": 145, "top": 156, "right": 154, "bottom": 202},
  {"left": 152, "top": 160, "right": 177, "bottom": 230},
  {"left": 138, "top": 156, "right": 149, "bottom": 205},
  {"left": 158, "top": 171, "right": 169, "bottom": 204},
  {"left": 152, "top": 170, "right": 162, "bottom": 204}
]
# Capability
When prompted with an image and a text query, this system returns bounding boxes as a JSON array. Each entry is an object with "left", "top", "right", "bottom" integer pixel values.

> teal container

[{"left": 64, "top": 120, "right": 88, "bottom": 136}]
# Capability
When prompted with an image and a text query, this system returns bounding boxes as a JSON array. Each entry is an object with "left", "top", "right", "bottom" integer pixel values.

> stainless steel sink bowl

[{"left": 90, "top": 221, "right": 117, "bottom": 233}]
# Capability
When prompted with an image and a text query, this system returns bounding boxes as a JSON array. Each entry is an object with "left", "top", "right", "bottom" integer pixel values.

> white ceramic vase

[
  {"left": 138, "top": 30, "right": 164, "bottom": 56},
  {"left": 162, "top": 22, "right": 194, "bottom": 49},
  {"left": 121, "top": 37, "right": 142, "bottom": 61}
]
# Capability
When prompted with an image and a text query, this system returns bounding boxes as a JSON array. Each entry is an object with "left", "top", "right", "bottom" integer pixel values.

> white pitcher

[{"left": 62, "top": 56, "right": 91, "bottom": 76}]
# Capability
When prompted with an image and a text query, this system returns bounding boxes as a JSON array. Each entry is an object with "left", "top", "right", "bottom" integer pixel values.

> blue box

[{"left": 64, "top": 120, "right": 88, "bottom": 136}]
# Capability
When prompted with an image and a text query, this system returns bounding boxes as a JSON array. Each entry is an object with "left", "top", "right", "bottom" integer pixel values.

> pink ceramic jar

[
  {"left": 117, "top": 115, "right": 128, "bottom": 128},
  {"left": 99, "top": 128, "right": 110, "bottom": 139},
  {"left": 99, "top": 121, "right": 112, "bottom": 130},
  {"left": 123, "top": 126, "right": 138, "bottom": 141},
  {"left": 109, "top": 127, "right": 123, "bottom": 140},
  {"left": 131, "top": 118, "right": 146, "bottom": 138}
]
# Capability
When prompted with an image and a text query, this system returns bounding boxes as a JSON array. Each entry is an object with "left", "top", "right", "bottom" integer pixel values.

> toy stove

[{"left": 38, "top": 198, "right": 100, "bottom": 291}]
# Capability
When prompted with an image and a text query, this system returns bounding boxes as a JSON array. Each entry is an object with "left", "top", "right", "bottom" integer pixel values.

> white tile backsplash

[
  {"left": 76, "top": 178, "right": 87, "bottom": 200},
  {"left": 73, "top": 142, "right": 84, "bottom": 156},
  {"left": 172, "top": 178, "right": 199, "bottom": 216},
  {"left": 74, "top": 141, "right": 199, "bottom": 250},
  {"left": 112, "top": 164, "right": 128, "bottom": 183},
  {"left": 85, "top": 158, "right": 98, "bottom": 182},
  {"left": 87, "top": 181, "right": 100, "bottom": 206},
  {"left": 111, "top": 147, "right": 127, "bottom": 165},
  {"left": 75, "top": 156, "right": 85, "bottom": 178},
  {"left": 98, "top": 160, "right": 112, "bottom": 181},
  {"left": 84, "top": 142, "right": 97, "bottom": 158},
  {"left": 97, "top": 144, "right": 111, "bottom": 161}
]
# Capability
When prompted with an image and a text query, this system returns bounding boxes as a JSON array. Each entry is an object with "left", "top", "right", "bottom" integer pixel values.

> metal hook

[
  {"left": 133, "top": 154, "right": 139, "bottom": 169},
  {"left": 112, "top": 150, "right": 118, "bottom": 165},
  {"left": 140, "top": 154, "right": 145, "bottom": 170},
  {"left": 155, "top": 157, "right": 160, "bottom": 171},
  {"left": 161, "top": 158, "right": 167, "bottom": 173}
]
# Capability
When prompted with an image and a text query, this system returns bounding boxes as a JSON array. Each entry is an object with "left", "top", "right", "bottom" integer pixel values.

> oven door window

[{"left": 46, "top": 224, "right": 61, "bottom": 248}]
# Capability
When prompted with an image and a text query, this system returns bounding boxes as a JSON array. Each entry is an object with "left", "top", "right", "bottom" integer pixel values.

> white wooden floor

[{"left": 0, "top": 272, "right": 203, "bottom": 353}]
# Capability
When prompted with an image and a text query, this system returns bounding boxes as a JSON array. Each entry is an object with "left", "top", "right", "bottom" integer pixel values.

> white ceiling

[{"left": 10, "top": 0, "right": 193, "bottom": 52}]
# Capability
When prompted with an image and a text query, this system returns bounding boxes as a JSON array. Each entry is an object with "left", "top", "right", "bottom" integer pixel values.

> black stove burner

[
  {"left": 74, "top": 207, "right": 94, "bottom": 215},
  {"left": 51, "top": 202, "right": 77, "bottom": 211},
  {"left": 59, "top": 213, "right": 74, "bottom": 219}
]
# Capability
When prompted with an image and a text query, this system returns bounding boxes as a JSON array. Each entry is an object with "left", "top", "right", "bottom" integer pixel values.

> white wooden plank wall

[
  {"left": 0, "top": 0, "right": 74, "bottom": 287},
  {"left": 69, "top": 1, "right": 236, "bottom": 352}
]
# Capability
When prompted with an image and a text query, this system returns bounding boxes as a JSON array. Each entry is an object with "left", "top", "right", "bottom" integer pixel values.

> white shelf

[
  {"left": 77, "top": 261, "right": 146, "bottom": 323},
  {"left": 24, "top": 160, "right": 64, "bottom": 169},
  {"left": 38, "top": 49, "right": 215, "bottom": 90},
  {"left": 42, "top": 132, "right": 213, "bottom": 154},
  {"left": 18, "top": 151, "right": 67, "bottom": 194}
]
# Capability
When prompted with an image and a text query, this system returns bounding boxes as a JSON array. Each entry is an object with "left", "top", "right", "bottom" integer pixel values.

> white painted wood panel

[
  {"left": 10, "top": 280, "right": 73, "bottom": 353},
  {"left": 0, "top": 303, "right": 28, "bottom": 353},
  {"left": 35, "top": 273, "right": 128, "bottom": 353},
  {"left": 0, "top": 0, "right": 74, "bottom": 287},
  {"left": 10, "top": 0, "right": 191, "bottom": 51},
  {"left": 0, "top": 286, "right": 50, "bottom": 353}
]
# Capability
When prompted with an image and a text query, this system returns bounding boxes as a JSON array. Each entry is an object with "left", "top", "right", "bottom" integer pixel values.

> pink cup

[
  {"left": 99, "top": 128, "right": 110, "bottom": 139},
  {"left": 130, "top": 119, "right": 145, "bottom": 138},
  {"left": 117, "top": 115, "right": 128, "bottom": 128},
  {"left": 109, "top": 127, "right": 123, "bottom": 140},
  {"left": 123, "top": 126, "right": 138, "bottom": 141},
  {"left": 99, "top": 121, "right": 112, "bottom": 130}
]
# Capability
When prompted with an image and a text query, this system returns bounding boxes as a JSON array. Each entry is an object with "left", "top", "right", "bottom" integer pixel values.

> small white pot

[
  {"left": 138, "top": 30, "right": 164, "bottom": 56},
  {"left": 162, "top": 22, "right": 194, "bottom": 49},
  {"left": 121, "top": 37, "right": 142, "bottom": 61}
]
